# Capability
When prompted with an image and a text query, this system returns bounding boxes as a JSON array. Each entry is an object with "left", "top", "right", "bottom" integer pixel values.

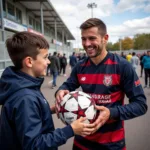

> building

[{"left": 0, "top": 0, "right": 75, "bottom": 76}]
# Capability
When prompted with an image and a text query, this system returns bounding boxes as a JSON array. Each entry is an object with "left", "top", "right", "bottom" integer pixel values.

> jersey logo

[
  {"left": 103, "top": 75, "right": 112, "bottom": 86},
  {"left": 81, "top": 77, "right": 86, "bottom": 81}
]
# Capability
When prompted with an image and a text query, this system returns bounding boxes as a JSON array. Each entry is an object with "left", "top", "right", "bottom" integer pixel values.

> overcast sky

[{"left": 50, "top": 0, "right": 150, "bottom": 48}]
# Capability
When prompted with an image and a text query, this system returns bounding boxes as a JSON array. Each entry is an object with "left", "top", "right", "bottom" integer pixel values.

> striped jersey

[{"left": 58, "top": 52, "right": 147, "bottom": 150}]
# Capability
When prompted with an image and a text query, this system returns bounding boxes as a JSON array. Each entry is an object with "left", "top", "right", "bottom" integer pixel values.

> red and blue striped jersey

[{"left": 58, "top": 52, "right": 147, "bottom": 150}]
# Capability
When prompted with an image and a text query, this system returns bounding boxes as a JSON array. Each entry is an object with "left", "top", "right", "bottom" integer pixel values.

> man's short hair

[
  {"left": 6, "top": 31, "right": 49, "bottom": 69},
  {"left": 80, "top": 18, "right": 107, "bottom": 36}
]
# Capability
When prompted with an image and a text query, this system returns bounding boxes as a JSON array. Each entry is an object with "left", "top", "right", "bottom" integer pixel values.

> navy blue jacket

[
  {"left": 69, "top": 55, "right": 77, "bottom": 67},
  {"left": 57, "top": 52, "right": 147, "bottom": 150},
  {"left": 0, "top": 67, "right": 74, "bottom": 150}
]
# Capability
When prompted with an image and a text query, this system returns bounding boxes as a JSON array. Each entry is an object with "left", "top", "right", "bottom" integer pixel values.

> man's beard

[{"left": 89, "top": 45, "right": 103, "bottom": 58}]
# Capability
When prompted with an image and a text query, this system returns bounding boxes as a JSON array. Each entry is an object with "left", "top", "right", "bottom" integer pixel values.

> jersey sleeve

[
  {"left": 56, "top": 65, "right": 80, "bottom": 92},
  {"left": 15, "top": 95, "right": 74, "bottom": 149},
  {"left": 109, "top": 62, "right": 147, "bottom": 120}
]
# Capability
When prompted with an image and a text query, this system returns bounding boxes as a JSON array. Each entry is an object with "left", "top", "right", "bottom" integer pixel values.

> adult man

[
  {"left": 55, "top": 18, "right": 147, "bottom": 150},
  {"left": 69, "top": 52, "right": 77, "bottom": 70},
  {"left": 142, "top": 50, "right": 150, "bottom": 88},
  {"left": 50, "top": 52, "right": 60, "bottom": 89},
  {"left": 131, "top": 52, "right": 139, "bottom": 71},
  {"left": 126, "top": 53, "right": 132, "bottom": 62}
]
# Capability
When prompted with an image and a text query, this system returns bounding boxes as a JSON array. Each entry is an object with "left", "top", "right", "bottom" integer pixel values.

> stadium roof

[{"left": 15, "top": 0, "right": 75, "bottom": 40}]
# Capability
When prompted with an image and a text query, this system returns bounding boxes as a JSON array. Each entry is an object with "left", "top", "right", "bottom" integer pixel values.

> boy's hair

[
  {"left": 6, "top": 31, "right": 49, "bottom": 69},
  {"left": 80, "top": 18, "right": 107, "bottom": 36}
]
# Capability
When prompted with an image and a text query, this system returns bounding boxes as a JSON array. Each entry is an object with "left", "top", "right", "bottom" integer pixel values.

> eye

[{"left": 89, "top": 37, "right": 96, "bottom": 41}]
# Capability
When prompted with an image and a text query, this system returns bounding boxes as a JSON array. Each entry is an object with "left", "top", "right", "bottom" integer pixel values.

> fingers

[{"left": 79, "top": 117, "right": 87, "bottom": 122}]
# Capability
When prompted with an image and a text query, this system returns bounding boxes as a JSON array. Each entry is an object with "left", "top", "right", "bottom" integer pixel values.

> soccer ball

[{"left": 56, "top": 91, "right": 97, "bottom": 125}]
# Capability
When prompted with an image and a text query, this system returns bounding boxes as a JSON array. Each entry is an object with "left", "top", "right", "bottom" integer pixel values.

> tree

[
  {"left": 133, "top": 33, "right": 150, "bottom": 50},
  {"left": 122, "top": 37, "right": 133, "bottom": 50},
  {"left": 106, "top": 42, "right": 113, "bottom": 51}
]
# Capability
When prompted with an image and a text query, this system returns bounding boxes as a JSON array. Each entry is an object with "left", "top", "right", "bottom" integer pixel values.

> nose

[
  {"left": 47, "top": 59, "right": 51, "bottom": 64},
  {"left": 83, "top": 39, "right": 91, "bottom": 47}
]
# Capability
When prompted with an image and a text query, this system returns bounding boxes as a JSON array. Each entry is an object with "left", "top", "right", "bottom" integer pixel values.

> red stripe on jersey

[
  {"left": 77, "top": 74, "right": 120, "bottom": 85},
  {"left": 74, "top": 140, "right": 89, "bottom": 150},
  {"left": 122, "top": 147, "right": 126, "bottom": 150},
  {"left": 85, "top": 128, "right": 124, "bottom": 144},
  {"left": 104, "top": 58, "right": 118, "bottom": 64},
  {"left": 88, "top": 91, "right": 125, "bottom": 104},
  {"left": 80, "top": 60, "right": 91, "bottom": 66}
]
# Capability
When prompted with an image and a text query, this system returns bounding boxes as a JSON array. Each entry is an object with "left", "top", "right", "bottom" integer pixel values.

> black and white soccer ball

[{"left": 56, "top": 91, "right": 97, "bottom": 125}]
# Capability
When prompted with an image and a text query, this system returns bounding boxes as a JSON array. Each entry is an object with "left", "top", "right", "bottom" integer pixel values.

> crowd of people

[
  {"left": 46, "top": 51, "right": 87, "bottom": 89},
  {"left": 120, "top": 51, "right": 150, "bottom": 88}
]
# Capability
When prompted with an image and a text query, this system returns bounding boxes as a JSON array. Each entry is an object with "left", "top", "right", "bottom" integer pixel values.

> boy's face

[{"left": 31, "top": 49, "right": 50, "bottom": 77}]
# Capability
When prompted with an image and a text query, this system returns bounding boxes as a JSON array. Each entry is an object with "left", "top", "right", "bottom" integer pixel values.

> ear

[
  {"left": 103, "top": 34, "right": 109, "bottom": 44},
  {"left": 23, "top": 57, "right": 33, "bottom": 68},
  {"left": 104, "top": 34, "right": 109, "bottom": 41}
]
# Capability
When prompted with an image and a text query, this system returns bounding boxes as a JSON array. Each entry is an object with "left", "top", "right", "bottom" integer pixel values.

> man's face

[
  {"left": 31, "top": 49, "right": 50, "bottom": 77},
  {"left": 81, "top": 27, "right": 108, "bottom": 58}
]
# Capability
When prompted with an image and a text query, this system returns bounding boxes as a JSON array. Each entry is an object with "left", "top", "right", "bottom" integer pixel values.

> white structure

[{"left": 0, "top": 0, "right": 75, "bottom": 76}]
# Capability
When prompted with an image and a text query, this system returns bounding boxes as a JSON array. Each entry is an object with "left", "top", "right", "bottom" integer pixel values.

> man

[
  {"left": 126, "top": 53, "right": 132, "bottom": 62},
  {"left": 142, "top": 50, "right": 150, "bottom": 88},
  {"left": 131, "top": 52, "right": 139, "bottom": 71},
  {"left": 69, "top": 52, "right": 77, "bottom": 70},
  {"left": 55, "top": 18, "right": 147, "bottom": 150},
  {"left": 60, "top": 53, "right": 67, "bottom": 76},
  {"left": 50, "top": 52, "right": 60, "bottom": 89}
]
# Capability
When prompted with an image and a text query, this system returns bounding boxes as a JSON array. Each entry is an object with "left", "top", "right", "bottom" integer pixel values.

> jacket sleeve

[
  {"left": 15, "top": 95, "right": 74, "bottom": 150},
  {"left": 109, "top": 62, "right": 148, "bottom": 120}
]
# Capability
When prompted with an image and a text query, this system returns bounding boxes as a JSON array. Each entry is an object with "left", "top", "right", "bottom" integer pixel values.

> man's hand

[
  {"left": 55, "top": 90, "right": 69, "bottom": 103},
  {"left": 91, "top": 105, "right": 110, "bottom": 134},
  {"left": 55, "top": 90, "right": 70, "bottom": 118}
]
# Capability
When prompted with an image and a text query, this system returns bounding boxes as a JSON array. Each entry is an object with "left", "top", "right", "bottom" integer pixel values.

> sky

[{"left": 50, "top": 0, "right": 150, "bottom": 48}]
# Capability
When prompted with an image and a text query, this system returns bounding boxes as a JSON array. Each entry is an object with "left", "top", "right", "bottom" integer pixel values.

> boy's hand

[
  {"left": 50, "top": 105, "right": 56, "bottom": 114},
  {"left": 71, "top": 117, "right": 96, "bottom": 137}
]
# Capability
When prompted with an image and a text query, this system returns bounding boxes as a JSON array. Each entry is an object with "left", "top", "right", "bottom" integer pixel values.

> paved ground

[{"left": 41, "top": 65, "right": 150, "bottom": 150}]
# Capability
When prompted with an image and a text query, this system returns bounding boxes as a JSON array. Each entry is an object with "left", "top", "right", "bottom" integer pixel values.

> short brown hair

[
  {"left": 6, "top": 31, "right": 49, "bottom": 69},
  {"left": 80, "top": 18, "right": 107, "bottom": 36}
]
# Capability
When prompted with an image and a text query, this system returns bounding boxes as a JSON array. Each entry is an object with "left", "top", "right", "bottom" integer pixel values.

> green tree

[
  {"left": 106, "top": 42, "right": 113, "bottom": 51},
  {"left": 122, "top": 37, "right": 133, "bottom": 50},
  {"left": 112, "top": 42, "right": 119, "bottom": 50},
  {"left": 134, "top": 33, "right": 150, "bottom": 50}
]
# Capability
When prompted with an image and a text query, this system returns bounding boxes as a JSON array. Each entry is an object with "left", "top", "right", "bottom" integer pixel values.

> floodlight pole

[{"left": 87, "top": 3, "right": 97, "bottom": 18}]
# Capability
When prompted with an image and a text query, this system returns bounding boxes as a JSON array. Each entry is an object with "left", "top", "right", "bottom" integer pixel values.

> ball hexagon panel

[
  {"left": 64, "top": 112, "right": 77, "bottom": 124},
  {"left": 65, "top": 98, "right": 78, "bottom": 111},
  {"left": 78, "top": 96, "right": 91, "bottom": 109},
  {"left": 85, "top": 105, "right": 96, "bottom": 120}
]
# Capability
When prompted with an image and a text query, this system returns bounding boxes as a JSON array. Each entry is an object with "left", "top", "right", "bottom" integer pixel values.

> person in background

[
  {"left": 50, "top": 52, "right": 60, "bottom": 89},
  {"left": 0, "top": 31, "right": 96, "bottom": 150},
  {"left": 126, "top": 52, "right": 132, "bottom": 62},
  {"left": 142, "top": 50, "right": 150, "bottom": 88},
  {"left": 120, "top": 51, "right": 126, "bottom": 59},
  {"left": 55, "top": 18, "right": 147, "bottom": 150},
  {"left": 81, "top": 53, "right": 87, "bottom": 60},
  {"left": 140, "top": 52, "right": 146, "bottom": 77},
  {"left": 131, "top": 52, "right": 139, "bottom": 71},
  {"left": 60, "top": 53, "right": 67, "bottom": 76},
  {"left": 69, "top": 52, "right": 77, "bottom": 70},
  {"left": 46, "top": 53, "right": 51, "bottom": 76}
]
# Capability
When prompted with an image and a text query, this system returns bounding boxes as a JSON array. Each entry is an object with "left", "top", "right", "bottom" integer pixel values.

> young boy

[{"left": 0, "top": 32, "right": 95, "bottom": 150}]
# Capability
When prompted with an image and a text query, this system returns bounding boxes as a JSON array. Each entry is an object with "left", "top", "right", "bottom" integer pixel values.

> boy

[{"left": 0, "top": 32, "right": 95, "bottom": 150}]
